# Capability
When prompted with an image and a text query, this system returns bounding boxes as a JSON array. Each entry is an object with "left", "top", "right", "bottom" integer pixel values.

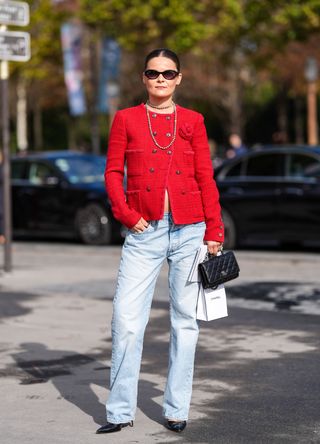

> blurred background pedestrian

[{"left": 226, "top": 133, "right": 248, "bottom": 159}]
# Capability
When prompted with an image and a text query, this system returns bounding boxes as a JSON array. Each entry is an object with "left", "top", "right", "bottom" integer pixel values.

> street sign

[
  {"left": 0, "top": 30, "right": 30, "bottom": 61},
  {"left": 0, "top": 1, "right": 29, "bottom": 26}
]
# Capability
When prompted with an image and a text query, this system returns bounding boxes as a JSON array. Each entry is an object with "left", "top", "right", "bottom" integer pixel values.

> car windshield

[{"left": 54, "top": 156, "right": 105, "bottom": 184}]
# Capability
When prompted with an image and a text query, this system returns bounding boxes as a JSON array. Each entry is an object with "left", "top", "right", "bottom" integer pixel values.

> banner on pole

[
  {"left": 61, "top": 22, "right": 86, "bottom": 116},
  {"left": 98, "top": 38, "right": 121, "bottom": 113}
]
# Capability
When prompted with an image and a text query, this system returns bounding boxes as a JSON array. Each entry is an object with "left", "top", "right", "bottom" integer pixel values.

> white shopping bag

[
  {"left": 189, "top": 245, "right": 228, "bottom": 321},
  {"left": 196, "top": 284, "right": 228, "bottom": 321},
  {"left": 188, "top": 245, "right": 208, "bottom": 283}
]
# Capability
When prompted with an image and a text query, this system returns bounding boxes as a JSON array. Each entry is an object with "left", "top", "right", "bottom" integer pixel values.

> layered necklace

[{"left": 145, "top": 101, "right": 177, "bottom": 150}]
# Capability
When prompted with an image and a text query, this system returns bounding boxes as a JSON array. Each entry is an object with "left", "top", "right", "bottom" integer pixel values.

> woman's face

[{"left": 143, "top": 56, "right": 182, "bottom": 102}]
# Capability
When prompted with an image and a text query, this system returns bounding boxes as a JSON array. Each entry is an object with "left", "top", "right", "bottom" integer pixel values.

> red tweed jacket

[{"left": 105, "top": 103, "right": 224, "bottom": 242}]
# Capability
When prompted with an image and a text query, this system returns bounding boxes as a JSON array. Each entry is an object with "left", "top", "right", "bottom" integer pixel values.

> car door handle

[
  {"left": 284, "top": 187, "right": 304, "bottom": 196},
  {"left": 226, "top": 187, "right": 244, "bottom": 195},
  {"left": 275, "top": 187, "right": 303, "bottom": 196}
]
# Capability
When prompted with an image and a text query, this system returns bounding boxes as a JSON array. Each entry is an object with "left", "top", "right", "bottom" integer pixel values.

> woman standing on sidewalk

[{"left": 97, "top": 48, "right": 224, "bottom": 434}]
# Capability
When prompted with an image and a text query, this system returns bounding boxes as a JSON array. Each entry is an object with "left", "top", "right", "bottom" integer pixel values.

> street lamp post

[{"left": 304, "top": 57, "right": 319, "bottom": 146}]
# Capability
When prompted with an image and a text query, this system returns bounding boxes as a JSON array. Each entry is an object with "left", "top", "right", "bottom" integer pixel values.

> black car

[
  {"left": 11, "top": 151, "right": 122, "bottom": 245},
  {"left": 215, "top": 146, "right": 320, "bottom": 248}
]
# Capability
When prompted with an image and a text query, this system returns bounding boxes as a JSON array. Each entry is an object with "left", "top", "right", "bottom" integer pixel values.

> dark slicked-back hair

[{"left": 144, "top": 48, "right": 180, "bottom": 71}]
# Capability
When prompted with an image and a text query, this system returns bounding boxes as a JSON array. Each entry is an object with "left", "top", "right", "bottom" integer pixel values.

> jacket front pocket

[
  {"left": 190, "top": 190, "right": 204, "bottom": 218},
  {"left": 183, "top": 150, "right": 195, "bottom": 177},
  {"left": 126, "top": 189, "right": 141, "bottom": 213},
  {"left": 125, "top": 149, "right": 144, "bottom": 177}
]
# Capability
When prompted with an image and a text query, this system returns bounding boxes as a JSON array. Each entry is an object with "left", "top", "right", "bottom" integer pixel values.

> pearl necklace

[
  {"left": 146, "top": 100, "right": 173, "bottom": 110},
  {"left": 146, "top": 103, "right": 177, "bottom": 150}
]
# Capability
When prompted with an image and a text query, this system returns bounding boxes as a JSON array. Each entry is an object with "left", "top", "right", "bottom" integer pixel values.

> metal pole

[
  {"left": 307, "top": 80, "right": 318, "bottom": 146},
  {"left": 1, "top": 57, "right": 12, "bottom": 272}
]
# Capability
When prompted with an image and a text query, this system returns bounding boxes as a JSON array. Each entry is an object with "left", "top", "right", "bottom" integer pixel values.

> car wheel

[
  {"left": 222, "top": 209, "right": 237, "bottom": 249},
  {"left": 76, "top": 203, "right": 111, "bottom": 245}
]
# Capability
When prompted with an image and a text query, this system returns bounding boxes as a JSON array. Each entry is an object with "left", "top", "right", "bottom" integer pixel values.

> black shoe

[
  {"left": 166, "top": 419, "right": 187, "bottom": 433},
  {"left": 96, "top": 421, "right": 133, "bottom": 434}
]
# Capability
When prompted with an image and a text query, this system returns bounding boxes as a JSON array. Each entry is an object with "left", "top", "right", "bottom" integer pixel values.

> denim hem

[
  {"left": 163, "top": 413, "right": 188, "bottom": 421},
  {"left": 107, "top": 416, "right": 135, "bottom": 424}
]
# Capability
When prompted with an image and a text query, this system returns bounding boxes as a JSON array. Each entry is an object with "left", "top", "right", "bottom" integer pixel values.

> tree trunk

[
  {"left": 17, "top": 79, "right": 28, "bottom": 151},
  {"left": 68, "top": 116, "right": 77, "bottom": 150},
  {"left": 229, "top": 89, "right": 243, "bottom": 137},
  {"left": 277, "top": 89, "right": 289, "bottom": 143},
  {"left": 225, "top": 53, "right": 245, "bottom": 139},
  {"left": 228, "top": 75, "right": 244, "bottom": 138},
  {"left": 33, "top": 100, "right": 43, "bottom": 151},
  {"left": 294, "top": 96, "right": 304, "bottom": 144}
]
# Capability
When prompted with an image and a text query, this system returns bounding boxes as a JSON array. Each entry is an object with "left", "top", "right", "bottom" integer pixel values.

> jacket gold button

[
  {"left": 176, "top": 170, "right": 181, "bottom": 175},
  {"left": 166, "top": 116, "right": 171, "bottom": 120},
  {"left": 167, "top": 150, "right": 172, "bottom": 155},
  {"left": 218, "top": 233, "right": 222, "bottom": 237},
  {"left": 152, "top": 113, "right": 157, "bottom": 118},
  {"left": 149, "top": 167, "right": 155, "bottom": 173},
  {"left": 146, "top": 186, "right": 151, "bottom": 191},
  {"left": 152, "top": 149, "right": 157, "bottom": 153},
  {"left": 153, "top": 131, "right": 157, "bottom": 136},
  {"left": 166, "top": 132, "right": 172, "bottom": 137}
]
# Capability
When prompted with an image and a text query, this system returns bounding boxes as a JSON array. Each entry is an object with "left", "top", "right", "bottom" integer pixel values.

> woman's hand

[
  {"left": 204, "top": 240, "right": 222, "bottom": 255},
  {"left": 131, "top": 217, "right": 149, "bottom": 233}
]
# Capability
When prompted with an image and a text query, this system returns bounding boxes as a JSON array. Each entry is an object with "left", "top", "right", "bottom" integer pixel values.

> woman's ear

[
  {"left": 142, "top": 72, "right": 146, "bottom": 85},
  {"left": 176, "top": 73, "right": 182, "bottom": 86}
]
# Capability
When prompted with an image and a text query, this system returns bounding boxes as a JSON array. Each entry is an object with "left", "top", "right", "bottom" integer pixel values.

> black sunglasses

[{"left": 144, "top": 69, "right": 180, "bottom": 80}]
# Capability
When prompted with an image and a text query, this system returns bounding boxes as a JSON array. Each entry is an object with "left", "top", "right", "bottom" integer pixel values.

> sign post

[
  {"left": 0, "top": 0, "right": 30, "bottom": 272},
  {"left": 1, "top": 31, "right": 11, "bottom": 271}
]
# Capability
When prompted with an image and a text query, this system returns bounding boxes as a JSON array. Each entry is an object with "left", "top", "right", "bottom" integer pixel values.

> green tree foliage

[
  {"left": 78, "top": 0, "right": 222, "bottom": 52},
  {"left": 248, "top": 0, "right": 320, "bottom": 44},
  {"left": 23, "top": 0, "right": 67, "bottom": 80},
  {"left": 9, "top": 1, "right": 70, "bottom": 150},
  {"left": 78, "top": 0, "right": 320, "bottom": 54},
  {"left": 11, "top": 0, "right": 69, "bottom": 106}
]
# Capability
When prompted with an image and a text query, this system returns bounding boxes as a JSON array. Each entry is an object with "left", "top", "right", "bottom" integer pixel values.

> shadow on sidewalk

[
  {"left": 10, "top": 342, "right": 166, "bottom": 427},
  {"left": 0, "top": 291, "right": 40, "bottom": 320},
  {"left": 6, "top": 293, "right": 320, "bottom": 442},
  {"left": 11, "top": 342, "right": 108, "bottom": 425}
]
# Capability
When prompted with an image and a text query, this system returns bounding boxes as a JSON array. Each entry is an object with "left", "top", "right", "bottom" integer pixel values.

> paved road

[{"left": 0, "top": 243, "right": 320, "bottom": 444}]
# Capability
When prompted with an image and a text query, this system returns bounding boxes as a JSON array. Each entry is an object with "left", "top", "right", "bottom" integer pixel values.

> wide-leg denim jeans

[{"left": 106, "top": 213, "right": 205, "bottom": 423}]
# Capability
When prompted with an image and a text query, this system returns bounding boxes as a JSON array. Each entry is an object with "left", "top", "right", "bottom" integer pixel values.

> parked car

[
  {"left": 11, "top": 151, "right": 122, "bottom": 245},
  {"left": 215, "top": 146, "right": 320, "bottom": 248}
]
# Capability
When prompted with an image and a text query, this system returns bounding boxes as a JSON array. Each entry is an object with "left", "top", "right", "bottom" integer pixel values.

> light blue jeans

[{"left": 106, "top": 213, "right": 206, "bottom": 423}]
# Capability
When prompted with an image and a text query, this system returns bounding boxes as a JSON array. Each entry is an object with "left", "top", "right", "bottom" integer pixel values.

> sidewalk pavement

[{"left": 0, "top": 243, "right": 320, "bottom": 444}]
